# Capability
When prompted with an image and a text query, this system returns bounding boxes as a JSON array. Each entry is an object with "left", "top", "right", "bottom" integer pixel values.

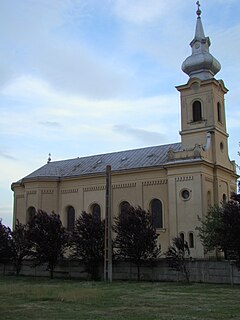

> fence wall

[{"left": 1, "top": 259, "right": 240, "bottom": 284}]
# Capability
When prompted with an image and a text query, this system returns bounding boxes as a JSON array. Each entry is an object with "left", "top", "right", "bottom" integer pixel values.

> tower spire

[{"left": 181, "top": 2, "right": 221, "bottom": 80}]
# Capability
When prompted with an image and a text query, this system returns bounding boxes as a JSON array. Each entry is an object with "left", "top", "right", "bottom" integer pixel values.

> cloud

[
  {"left": 112, "top": 0, "right": 179, "bottom": 24},
  {"left": 38, "top": 121, "right": 61, "bottom": 128},
  {"left": 213, "top": 25, "right": 240, "bottom": 70},
  {"left": 31, "top": 39, "right": 135, "bottom": 98},
  {"left": 0, "top": 151, "right": 17, "bottom": 161},
  {"left": 113, "top": 124, "right": 166, "bottom": 145},
  {"left": 0, "top": 72, "right": 180, "bottom": 163},
  {"left": 0, "top": 1, "right": 135, "bottom": 99}
]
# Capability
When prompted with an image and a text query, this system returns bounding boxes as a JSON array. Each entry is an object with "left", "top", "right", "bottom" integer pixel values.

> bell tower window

[
  {"left": 217, "top": 102, "right": 222, "bottom": 123},
  {"left": 192, "top": 100, "right": 202, "bottom": 122}
]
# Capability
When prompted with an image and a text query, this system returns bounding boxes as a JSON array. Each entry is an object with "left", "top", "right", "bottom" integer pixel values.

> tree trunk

[
  {"left": 137, "top": 264, "right": 140, "bottom": 281},
  {"left": 50, "top": 264, "right": 54, "bottom": 279},
  {"left": 183, "top": 264, "right": 190, "bottom": 283},
  {"left": 16, "top": 265, "right": 21, "bottom": 276}
]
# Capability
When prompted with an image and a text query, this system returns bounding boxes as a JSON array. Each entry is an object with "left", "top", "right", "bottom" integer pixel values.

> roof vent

[
  {"left": 147, "top": 154, "right": 154, "bottom": 158},
  {"left": 121, "top": 157, "right": 128, "bottom": 161}
]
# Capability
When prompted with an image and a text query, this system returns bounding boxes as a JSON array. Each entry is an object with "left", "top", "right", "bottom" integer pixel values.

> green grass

[{"left": 0, "top": 276, "right": 240, "bottom": 319}]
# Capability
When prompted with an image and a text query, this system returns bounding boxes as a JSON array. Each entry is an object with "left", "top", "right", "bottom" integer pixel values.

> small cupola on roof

[{"left": 182, "top": 1, "right": 221, "bottom": 80}]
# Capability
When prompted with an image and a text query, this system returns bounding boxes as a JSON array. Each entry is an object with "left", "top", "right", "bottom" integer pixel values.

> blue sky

[{"left": 1, "top": 0, "right": 239, "bottom": 227}]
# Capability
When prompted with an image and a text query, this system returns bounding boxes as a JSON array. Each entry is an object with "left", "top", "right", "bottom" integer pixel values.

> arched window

[
  {"left": 179, "top": 232, "right": 185, "bottom": 243},
  {"left": 192, "top": 101, "right": 202, "bottom": 122},
  {"left": 150, "top": 199, "right": 163, "bottom": 229},
  {"left": 189, "top": 232, "right": 194, "bottom": 248},
  {"left": 223, "top": 194, "right": 227, "bottom": 204},
  {"left": 207, "top": 191, "right": 212, "bottom": 209},
  {"left": 26, "top": 206, "right": 36, "bottom": 223},
  {"left": 92, "top": 203, "right": 101, "bottom": 220},
  {"left": 119, "top": 201, "right": 131, "bottom": 215},
  {"left": 217, "top": 102, "right": 222, "bottom": 123},
  {"left": 67, "top": 206, "right": 75, "bottom": 231}
]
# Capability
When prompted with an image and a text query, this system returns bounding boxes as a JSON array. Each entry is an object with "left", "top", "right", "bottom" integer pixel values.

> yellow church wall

[
  {"left": 84, "top": 189, "right": 105, "bottom": 218},
  {"left": 12, "top": 161, "right": 235, "bottom": 259},
  {"left": 13, "top": 188, "right": 25, "bottom": 226},
  {"left": 213, "top": 131, "right": 231, "bottom": 168},
  {"left": 166, "top": 161, "right": 222, "bottom": 258}
]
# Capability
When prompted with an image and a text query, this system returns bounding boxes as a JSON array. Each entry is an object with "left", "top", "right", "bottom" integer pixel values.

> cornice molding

[
  {"left": 61, "top": 188, "right": 79, "bottom": 194},
  {"left": 175, "top": 176, "right": 194, "bottom": 182},
  {"left": 143, "top": 179, "right": 167, "bottom": 186}
]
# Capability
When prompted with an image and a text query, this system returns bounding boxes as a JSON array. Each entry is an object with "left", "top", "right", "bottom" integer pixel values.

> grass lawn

[{"left": 0, "top": 276, "right": 240, "bottom": 320}]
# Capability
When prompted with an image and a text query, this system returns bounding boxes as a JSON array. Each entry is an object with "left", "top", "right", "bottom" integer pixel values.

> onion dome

[{"left": 182, "top": 2, "right": 221, "bottom": 80}]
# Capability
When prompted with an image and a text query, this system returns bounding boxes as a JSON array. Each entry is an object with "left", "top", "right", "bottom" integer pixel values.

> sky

[{"left": 0, "top": 0, "right": 239, "bottom": 227}]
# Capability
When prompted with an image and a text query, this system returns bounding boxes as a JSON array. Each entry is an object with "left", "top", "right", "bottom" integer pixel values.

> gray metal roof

[{"left": 19, "top": 142, "right": 182, "bottom": 182}]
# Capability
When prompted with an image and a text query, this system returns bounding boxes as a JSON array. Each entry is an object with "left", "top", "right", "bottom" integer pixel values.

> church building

[{"left": 11, "top": 5, "right": 237, "bottom": 258}]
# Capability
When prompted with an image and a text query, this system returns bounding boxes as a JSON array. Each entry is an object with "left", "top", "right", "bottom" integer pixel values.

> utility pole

[{"left": 104, "top": 165, "right": 112, "bottom": 282}]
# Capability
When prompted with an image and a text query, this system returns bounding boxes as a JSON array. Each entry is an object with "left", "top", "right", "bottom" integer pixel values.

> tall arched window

[
  {"left": 207, "top": 191, "right": 212, "bottom": 209},
  {"left": 217, "top": 102, "right": 222, "bottom": 123},
  {"left": 119, "top": 201, "right": 131, "bottom": 215},
  {"left": 67, "top": 206, "right": 75, "bottom": 231},
  {"left": 189, "top": 232, "right": 194, "bottom": 248},
  {"left": 223, "top": 194, "right": 227, "bottom": 204},
  {"left": 92, "top": 203, "right": 101, "bottom": 220},
  {"left": 192, "top": 100, "right": 202, "bottom": 122},
  {"left": 26, "top": 206, "right": 36, "bottom": 223},
  {"left": 179, "top": 232, "right": 185, "bottom": 243},
  {"left": 150, "top": 199, "right": 163, "bottom": 229}
]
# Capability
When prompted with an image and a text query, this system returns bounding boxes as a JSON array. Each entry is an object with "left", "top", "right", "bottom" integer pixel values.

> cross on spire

[
  {"left": 47, "top": 153, "right": 51, "bottom": 164},
  {"left": 196, "top": 1, "right": 201, "bottom": 17}
]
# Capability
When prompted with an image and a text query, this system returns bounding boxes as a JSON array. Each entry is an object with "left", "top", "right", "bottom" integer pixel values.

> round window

[{"left": 181, "top": 189, "right": 190, "bottom": 200}]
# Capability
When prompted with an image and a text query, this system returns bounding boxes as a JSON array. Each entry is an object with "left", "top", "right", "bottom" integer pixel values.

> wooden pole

[{"left": 104, "top": 165, "right": 112, "bottom": 282}]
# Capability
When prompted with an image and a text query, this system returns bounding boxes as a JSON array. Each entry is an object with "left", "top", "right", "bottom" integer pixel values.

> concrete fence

[{"left": 1, "top": 259, "right": 240, "bottom": 285}]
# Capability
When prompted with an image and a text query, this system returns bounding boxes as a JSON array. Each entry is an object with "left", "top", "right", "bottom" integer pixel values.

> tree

[
  {"left": 113, "top": 206, "right": 160, "bottom": 281},
  {"left": 70, "top": 211, "right": 105, "bottom": 280},
  {"left": 0, "top": 219, "right": 11, "bottom": 266},
  {"left": 28, "top": 210, "right": 68, "bottom": 278},
  {"left": 165, "top": 237, "right": 190, "bottom": 283},
  {"left": 218, "top": 200, "right": 240, "bottom": 261},
  {"left": 197, "top": 198, "right": 240, "bottom": 263},
  {"left": 231, "top": 192, "right": 240, "bottom": 203},
  {"left": 9, "top": 220, "right": 31, "bottom": 276},
  {"left": 237, "top": 141, "right": 240, "bottom": 193},
  {"left": 196, "top": 205, "right": 223, "bottom": 254}
]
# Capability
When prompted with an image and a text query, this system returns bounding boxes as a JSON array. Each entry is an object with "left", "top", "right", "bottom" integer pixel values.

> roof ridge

[
  {"left": 14, "top": 142, "right": 182, "bottom": 183},
  {"left": 49, "top": 142, "right": 181, "bottom": 164}
]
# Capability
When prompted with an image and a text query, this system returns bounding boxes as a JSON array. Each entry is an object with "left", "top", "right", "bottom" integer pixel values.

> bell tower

[
  {"left": 166, "top": 2, "right": 237, "bottom": 259},
  {"left": 176, "top": 2, "right": 231, "bottom": 170}
]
